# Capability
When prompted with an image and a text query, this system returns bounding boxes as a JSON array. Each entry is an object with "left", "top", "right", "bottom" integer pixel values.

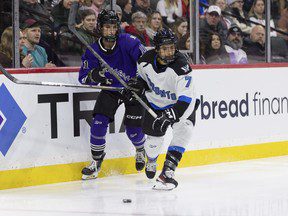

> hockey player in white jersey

[{"left": 123, "top": 28, "right": 199, "bottom": 190}]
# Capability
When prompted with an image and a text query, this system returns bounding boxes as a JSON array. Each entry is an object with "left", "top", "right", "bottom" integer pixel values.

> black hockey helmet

[
  {"left": 153, "top": 28, "right": 177, "bottom": 50},
  {"left": 154, "top": 28, "right": 178, "bottom": 64},
  {"left": 97, "top": 9, "right": 121, "bottom": 42}
]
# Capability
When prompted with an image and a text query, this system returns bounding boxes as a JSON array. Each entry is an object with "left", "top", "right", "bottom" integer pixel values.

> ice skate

[
  {"left": 145, "top": 160, "right": 157, "bottom": 179},
  {"left": 82, "top": 153, "right": 105, "bottom": 180},
  {"left": 153, "top": 167, "right": 178, "bottom": 190},
  {"left": 135, "top": 148, "right": 145, "bottom": 171}
]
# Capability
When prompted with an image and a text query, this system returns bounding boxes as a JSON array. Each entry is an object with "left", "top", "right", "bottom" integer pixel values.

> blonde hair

[
  {"left": 164, "top": 0, "right": 177, "bottom": 9},
  {"left": 0, "top": 27, "right": 13, "bottom": 59},
  {"left": 147, "top": 11, "right": 163, "bottom": 30}
]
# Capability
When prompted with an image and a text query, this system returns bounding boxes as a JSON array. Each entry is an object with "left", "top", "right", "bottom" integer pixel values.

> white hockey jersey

[{"left": 137, "top": 50, "right": 194, "bottom": 111}]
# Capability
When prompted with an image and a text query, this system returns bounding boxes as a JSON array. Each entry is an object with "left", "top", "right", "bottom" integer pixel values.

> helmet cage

[
  {"left": 97, "top": 10, "right": 121, "bottom": 42},
  {"left": 154, "top": 28, "right": 178, "bottom": 64}
]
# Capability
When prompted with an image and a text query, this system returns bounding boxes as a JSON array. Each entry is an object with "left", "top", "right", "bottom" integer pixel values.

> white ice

[{"left": 0, "top": 156, "right": 288, "bottom": 216}]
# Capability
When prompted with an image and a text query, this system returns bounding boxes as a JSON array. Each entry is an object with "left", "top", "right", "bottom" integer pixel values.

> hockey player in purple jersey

[
  {"left": 79, "top": 9, "right": 147, "bottom": 180},
  {"left": 124, "top": 28, "right": 199, "bottom": 190}
]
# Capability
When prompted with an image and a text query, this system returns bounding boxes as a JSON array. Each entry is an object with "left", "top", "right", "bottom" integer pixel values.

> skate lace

[
  {"left": 87, "top": 160, "right": 97, "bottom": 171},
  {"left": 135, "top": 149, "right": 145, "bottom": 162},
  {"left": 146, "top": 161, "right": 157, "bottom": 172},
  {"left": 164, "top": 168, "right": 175, "bottom": 179}
]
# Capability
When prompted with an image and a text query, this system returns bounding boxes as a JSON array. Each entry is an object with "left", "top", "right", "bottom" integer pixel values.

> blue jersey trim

[
  {"left": 168, "top": 146, "right": 185, "bottom": 153},
  {"left": 178, "top": 95, "right": 192, "bottom": 103},
  {"left": 149, "top": 102, "right": 173, "bottom": 110}
]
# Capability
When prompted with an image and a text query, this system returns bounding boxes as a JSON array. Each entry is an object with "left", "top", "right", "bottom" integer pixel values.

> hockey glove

[
  {"left": 152, "top": 108, "right": 179, "bottom": 133},
  {"left": 88, "top": 68, "right": 113, "bottom": 85},
  {"left": 121, "top": 77, "right": 147, "bottom": 102}
]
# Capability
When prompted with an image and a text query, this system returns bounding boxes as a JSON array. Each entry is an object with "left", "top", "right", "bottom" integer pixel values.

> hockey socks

[
  {"left": 153, "top": 150, "right": 183, "bottom": 190},
  {"left": 90, "top": 115, "right": 109, "bottom": 158},
  {"left": 82, "top": 115, "right": 109, "bottom": 180}
]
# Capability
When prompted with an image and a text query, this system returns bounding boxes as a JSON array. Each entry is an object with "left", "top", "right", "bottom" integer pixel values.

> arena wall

[{"left": 1, "top": 64, "right": 288, "bottom": 189}]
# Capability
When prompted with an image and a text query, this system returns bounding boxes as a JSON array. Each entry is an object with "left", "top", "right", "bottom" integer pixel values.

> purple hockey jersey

[{"left": 78, "top": 33, "right": 146, "bottom": 87}]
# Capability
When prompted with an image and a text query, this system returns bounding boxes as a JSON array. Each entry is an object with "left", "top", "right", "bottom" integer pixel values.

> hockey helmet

[
  {"left": 153, "top": 28, "right": 178, "bottom": 64},
  {"left": 97, "top": 9, "right": 121, "bottom": 42}
]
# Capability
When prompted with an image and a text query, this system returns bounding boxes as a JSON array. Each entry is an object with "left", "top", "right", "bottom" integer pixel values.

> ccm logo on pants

[{"left": 126, "top": 115, "right": 142, "bottom": 120}]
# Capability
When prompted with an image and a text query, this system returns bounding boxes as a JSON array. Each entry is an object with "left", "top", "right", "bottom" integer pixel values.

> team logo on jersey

[
  {"left": 181, "top": 64, "right": 190, "bottom": 73},
  {"left": 83, "top": 60, "right": 89, "bottom": 69},
  {"left": 130, "top": 35, "right": 136, "bottom": 40},
  {"left": 0, "top": 84, "right": 27, "bottom": 156}
]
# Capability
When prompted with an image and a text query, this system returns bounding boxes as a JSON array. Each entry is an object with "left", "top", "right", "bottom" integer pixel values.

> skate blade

[
  {"left": 152, "top": 180, "right": 176, "bottom": 191},
  {"left": 82, "top": 174, "right": 98, "bottom": 180}
]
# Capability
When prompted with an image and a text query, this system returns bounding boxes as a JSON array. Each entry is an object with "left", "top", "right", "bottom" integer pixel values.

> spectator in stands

[
  {"left": 177, "top": 32, "right": 194, "bottom": 64},
  {"left": 51, "top": 0, "right": 74, "bottom": 31},
  {"left": 20, "top": 0, "right": 54, "bottom": 44},
  {"left": 199, "top": 0, "right": 209, "bottom": 19},
  {"left": 277, "top": 3, "right": 288, "bottom": 32},
  {"left": 224, "top": 24, "right": 248, "bottom": 64},
  {"left": 212, "top": 0, "right": 233, "bottom": 29},
  {"left": 19, "top": 30, "right": 34, "bottom": 67},
  {"left": 227, "top": 0, "right": 252, "bottom": 36},
  {"left": 125, "top": 11, "right": 151, "bottom": 46},
  {"left": 157, "top": 0, "right": 182, "bottom": 26},
  {"left": 80, "top": 0, "right": 93, "bottom": 7},
  {"left": 0, "top": 0, "right": 12, "bottom": 37},
  {"left": 277, "top": 2, "right": 288, "bottom": 41},
  {"left": 271, "top": 0, "right": 286, "bottom": 20},
  {"left": 117, "top": 0, "right": 132, "bottom": 24},
  {"left": 145, "top": 11, "right": 163, "bottom": 45},
  {"left": 77, "top": 9, "right": 97, "bottom": 45},
  {"left": 204, "top": 32, "right": 230, "bottom": 64},
  {"left": 21, "top": 19, "right": 56, "bottom": 67},
  {"left": 89, "top": 0, "right": 105, "bottom": 22},
  {"left": 0, "top": 27, "right": 12, "bottom": 67},
  {"left": 242, "top": 25, "right": 265, "bottom": 62},
  {"left": 248, "top": 0, "right": 277, "bottom": 37},
  {"left": 57, "top": 8, "right": 96, "bottom": 55},
  {"left": 172, "top": 17, "right": 188, "bottom": 40},
  {"left": 132, "top": 0, "right": 152, "bottom": 15},
  {"left": 20, "top": 0, "right": 52, "bottom": 26},
  {"left": 199, "top": 5, "right": 228, "bottom": 49},
  {"left": 0, "top": 26, "right": 33, "bottom": 68}
]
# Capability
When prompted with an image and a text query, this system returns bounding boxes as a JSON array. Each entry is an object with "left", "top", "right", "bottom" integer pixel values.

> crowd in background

[{"left": 0, "top": 0, "right": 288, "bottom": 68}]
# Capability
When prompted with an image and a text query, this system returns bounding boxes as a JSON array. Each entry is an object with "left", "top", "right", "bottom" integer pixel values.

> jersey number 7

[{"left": 185, "top": 76, "right": 192, "bottom": 88}]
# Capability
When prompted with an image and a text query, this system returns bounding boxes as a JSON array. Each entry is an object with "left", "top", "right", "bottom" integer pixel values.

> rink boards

[{"left": 1, "top": 64, "right": 288, "bottom": 189}]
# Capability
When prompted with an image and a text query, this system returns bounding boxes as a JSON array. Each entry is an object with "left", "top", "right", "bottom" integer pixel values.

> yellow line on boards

[{"left": 0, "top": 141, "right": 288, "bottom": 190}]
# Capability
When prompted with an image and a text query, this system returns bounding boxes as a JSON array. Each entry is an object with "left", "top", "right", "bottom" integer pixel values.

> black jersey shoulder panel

[
  {"left": 138, "top": 49, "right": 156, "bottom": 64},
  {"left": 169, "top": 52, "right": 192, "bottom": 76}
]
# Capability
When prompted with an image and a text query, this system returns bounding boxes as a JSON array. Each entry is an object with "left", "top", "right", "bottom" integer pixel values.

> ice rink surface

[{"left": 0, "top": 156, "right": 288, "bottom": 216}]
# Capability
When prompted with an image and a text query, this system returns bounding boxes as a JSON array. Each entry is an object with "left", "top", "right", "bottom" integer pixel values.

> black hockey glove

[
  {"left": 152, "top": 108, "right": 179, "bottom": 133},
  {"left": 88, "top": 67, "right": 113, "bottom": 85},
  {"left": 121, "top": 77, "right": 147, "bottom": 102}
]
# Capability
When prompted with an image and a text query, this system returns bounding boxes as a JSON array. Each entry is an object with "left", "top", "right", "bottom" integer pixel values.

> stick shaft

[{"left": 0, "top": 64, "right": 123, "bottom": 91}]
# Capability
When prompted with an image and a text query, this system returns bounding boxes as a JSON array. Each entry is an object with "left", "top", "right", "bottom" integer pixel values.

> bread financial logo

[
  {"left": 200, "top": 92, "right": 288, "bottom": 120},
  {"left": 0, "top": 84, "right": 27, "bottom": 156}
]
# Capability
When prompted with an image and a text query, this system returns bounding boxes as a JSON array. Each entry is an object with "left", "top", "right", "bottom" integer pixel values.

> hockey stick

[
  {"left": 68, "top": 2, "right": 157, "bottom": 118},
  {"left": 0, "top": 64, "right": 123, "bottom": 91}
]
